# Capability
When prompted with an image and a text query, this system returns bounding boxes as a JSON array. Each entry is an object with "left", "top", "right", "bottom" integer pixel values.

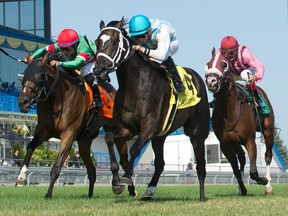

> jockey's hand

[
  {"left": 132, "top": 45, "right": 145, "bottom": 53},
  {"left": 246, "top": 74, "right": 257, "bottom": 86},
  {"left": 24, "top": 55, "right": 34, "bottom": 64},
  {"left": 50, "top": 60, "right": 62, "bottom": 67}
]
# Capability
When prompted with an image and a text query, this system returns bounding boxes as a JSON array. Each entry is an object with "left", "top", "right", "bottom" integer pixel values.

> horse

[
  {"left": 93, "top": 17, "right": 210, "bottom": 201},
  {"left": 16, "top": 53, "right": 118, "bottom": 199},
  {"left": 205, "top": 48, "right": 275, "bottom": 195}
]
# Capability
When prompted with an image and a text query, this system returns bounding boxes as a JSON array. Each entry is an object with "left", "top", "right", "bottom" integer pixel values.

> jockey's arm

[
  {"left": 32, "top": 43, "right": 58, "bottom": 59},
  {"left": 148, "top": 26, "right": 171, "bottom": 61},
  {"left": 243, "top": 47, "right": 265, "bottom": 82}
]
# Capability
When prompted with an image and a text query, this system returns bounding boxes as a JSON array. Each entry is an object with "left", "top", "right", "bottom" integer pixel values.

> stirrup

[{"left": 91, "top": 99, "right": 103, "bottom": 109}]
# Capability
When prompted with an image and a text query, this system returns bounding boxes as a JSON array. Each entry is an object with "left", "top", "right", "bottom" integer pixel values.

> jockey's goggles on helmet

[
  {"left": 221, "top": 47, "right": 238, "bottom": 56},
  {"left": 61, "top": 46, "right": 74, "bottom": 52},
  {"left": 133, "top": 32, "right": 148, "bottom": 40}
]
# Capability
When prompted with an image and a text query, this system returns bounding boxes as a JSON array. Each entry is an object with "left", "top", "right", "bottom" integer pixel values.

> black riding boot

[
  {"left": 91, "top": 83, "right": 104, "bottom": 108},
  {"left": 163, "top": 56, "right": 185, "bottom": 93},
  {"left": 84, "top": 74, "right": 103, "bottom": 108}
]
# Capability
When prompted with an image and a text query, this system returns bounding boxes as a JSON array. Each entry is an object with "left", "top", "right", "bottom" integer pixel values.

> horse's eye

[
  {"left": 111, "top": 40, "right": 118, "bottom": 46},
  {"left": 34, "top": 72, "right": 47, "bottom": 85}
]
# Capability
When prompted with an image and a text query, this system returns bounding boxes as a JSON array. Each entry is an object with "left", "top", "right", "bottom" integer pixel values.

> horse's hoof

[
  {"left": 112, "top": 185, "right": 125, "bottom": 195},
  {"left": 141, "top": 195, "right": 154, "bottom": 201},
  {"left": 128, "top": 185, "right": 137, "bottom": 197},
  {"left": 119, "top": 177, "right": 133, "bottom": 186},
  {"left": 15, "top": 179, "right": 27, "bottom": 187},
  {"left": 141, "top": 186, "right": 156, "bottom": 201},
  {"left": 265, "top": 186, "right": 273, "bottom": 195},
  {"left": 44, "top": 194, "right": 52, "bottom": 200}
]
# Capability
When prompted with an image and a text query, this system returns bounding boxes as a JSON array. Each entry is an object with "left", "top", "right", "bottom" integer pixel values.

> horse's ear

[
  {"left": 39, "top": 53, "right": 49, "bottom": 66},
  {"left": 115, "top": 17, "right": 125, "bottom": 29},
  {"left": 100, "top": 20, "right": 105, "bottom": 30},
  {"left": 212, "top": 47, "right": 216, "bottom": 57}
]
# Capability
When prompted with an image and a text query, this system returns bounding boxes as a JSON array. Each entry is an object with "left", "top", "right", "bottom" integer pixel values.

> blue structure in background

[{"left": 0, "top": 91, "right": 36, "bottom": 115}]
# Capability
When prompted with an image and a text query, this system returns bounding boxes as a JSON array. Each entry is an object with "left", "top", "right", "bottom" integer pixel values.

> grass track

[{"left": 0, "top": 184, "right": 287, "bottom": 215}]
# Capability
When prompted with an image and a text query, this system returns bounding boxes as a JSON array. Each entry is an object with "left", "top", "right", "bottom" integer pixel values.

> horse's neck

[{"left": 216, "top": 81, "right": 239, "bottom": 111}]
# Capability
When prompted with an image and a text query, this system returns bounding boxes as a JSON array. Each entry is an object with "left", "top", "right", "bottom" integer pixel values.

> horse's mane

[
  {"left": 106, "top": 18, "right": 131, "bottom": 42},
  {"left": 106, "top": 18, "right": 129, "bottom": 28}
]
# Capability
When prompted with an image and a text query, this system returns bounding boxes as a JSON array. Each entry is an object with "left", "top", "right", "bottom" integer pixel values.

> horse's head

[
  {"left": 205, "top": 48, "right": 231, "bottom": 93},
  {"left": 18, "top": 53, "right": 59, "bottom": 113},
  {"left": 93, "top": 17, "right": 130, "bottom": 82}
]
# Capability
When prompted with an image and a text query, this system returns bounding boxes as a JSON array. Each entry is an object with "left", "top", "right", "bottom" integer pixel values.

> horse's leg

[
  {"left": 246, "top": 138, "right": 268, "bottom": 185},
  {"left": 16, "top": 130, "right": 47, "bottom": 187},
  {"left": 190, "top": 135, "right": 207, "bottom": 201},
  {"left": 235, "top": 145, "right": 246, "bottom": 179},
  {"left": 142, "top": 136, "right": 166, "bottom": 201},
  {"left": 118, "top": 130, "right": 153, "bottom": 197},
  {"left": 221, "top": 143, "right": 247, "bottom": 195},
  {"left": 235, "top": 145, "right": 246, "bottom": 193},
  {"left": 112, "top": 127, "right": 135, "bottom": 191},
  {"left": 104, "top": 131, "right": 125, "bottom": 195},
  {"left": 262, "top": 119, "right": 274, "bottom": 195},
  {"left": 45, "top": 134, "right": 74, "bottom": 199},
  {"left": 78, "top": 139, "right": 96, "bottom": 198}
]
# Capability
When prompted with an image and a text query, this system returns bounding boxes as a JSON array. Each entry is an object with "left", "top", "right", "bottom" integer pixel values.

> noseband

[{"left": 96, "top": 27, "right": 131, "bottom": 71}]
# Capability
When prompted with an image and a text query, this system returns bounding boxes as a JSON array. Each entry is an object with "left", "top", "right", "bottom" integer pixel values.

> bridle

[
  {"left": 96, "top": 27, "right": 131, "bottom": 72},
  {"left": 206, "top": 63, "right": 242, "bottom": 126},
  {"left": 21, "top": 66, "right": 60, "bottom": 105}
]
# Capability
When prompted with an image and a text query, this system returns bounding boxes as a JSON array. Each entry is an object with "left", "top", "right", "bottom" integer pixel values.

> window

[
  {"left": 5, "top": 1, "right": 19, "bottom": 29},
  {"left": 20, "top": 0, "right": 34, "bottom": 33}
]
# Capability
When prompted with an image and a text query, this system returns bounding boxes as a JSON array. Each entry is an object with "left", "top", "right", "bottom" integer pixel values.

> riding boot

[
  {"left": 91, "top": 83, "right": 104, "bottom": 108},
  {"left": 252, "top": 89, "right": 266, "bottom": 112},
  {"left": 84, "top": 73, "right": 104, "bottom": 108},
  {"left": 162, "top": 56, "right": 185, "bottom": 93}
]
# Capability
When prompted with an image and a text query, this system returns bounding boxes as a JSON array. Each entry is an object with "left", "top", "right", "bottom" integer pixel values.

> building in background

[{"left": 0, "top": 0, "right": 52, "bottom": 86}]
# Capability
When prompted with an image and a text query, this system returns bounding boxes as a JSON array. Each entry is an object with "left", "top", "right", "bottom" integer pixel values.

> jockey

[
  {"left": 218, "top": 35, "right": 267, "bottom": 113},
  {"left": 24, "top": 28, "right": 103, "bottom": 109},
  {"left": 128, "top": 14, "right": 185, "bottom": 93}
]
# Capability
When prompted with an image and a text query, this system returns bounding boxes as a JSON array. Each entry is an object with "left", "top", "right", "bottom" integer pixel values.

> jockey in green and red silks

[
  {"left": 217, "top": 36, "right": 268, "bottom": 114},
  {"left": 25, "top": 28, "right": 103, "bottom": 109}
]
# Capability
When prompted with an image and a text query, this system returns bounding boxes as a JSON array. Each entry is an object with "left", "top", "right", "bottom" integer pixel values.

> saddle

[
  {"left": 58, "top": 67, "right": 113, "bottom": 118},
  {"left": 236, "top": 82, "right": 270, "bottom": 115}
]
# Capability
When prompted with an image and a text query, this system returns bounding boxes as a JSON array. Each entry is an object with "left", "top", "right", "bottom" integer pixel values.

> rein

[
  {"left": 217, "top": 76, "right": 242, "bottom": 126},
  {"left": 96, "top": 27, "right": 132, "bottom": 72}
]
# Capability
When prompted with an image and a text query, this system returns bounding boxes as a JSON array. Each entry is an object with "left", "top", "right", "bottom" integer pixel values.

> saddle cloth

[
  {"left": 170, "top": 66, "right": 201, "bottom": 109},
  {"left": 85, "top": 84, "right": 114, "bottom": 119},
  {"left": 74, "top": 69, "right": 114, "bottom": 119}
]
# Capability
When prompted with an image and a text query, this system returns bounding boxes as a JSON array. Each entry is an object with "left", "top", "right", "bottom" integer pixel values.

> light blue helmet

[{"left": 129, "top": 14, "right": 151, "bottom": 37}]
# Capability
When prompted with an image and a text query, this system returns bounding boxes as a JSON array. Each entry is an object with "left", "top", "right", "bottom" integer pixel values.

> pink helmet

[
  {"left": 57, "top": 29, "right": 79, "bottom": 48},
  {"left": 220, "top": 36, "right": 239, "bottom": 52}
]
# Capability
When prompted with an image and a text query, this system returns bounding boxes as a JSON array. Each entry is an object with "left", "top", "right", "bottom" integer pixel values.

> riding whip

[
  {"left": 0, "top": 47, "right": 26, "bottom": 63},
  {"left": 247, "top": 72, "right": 263, "bottom": 134}
]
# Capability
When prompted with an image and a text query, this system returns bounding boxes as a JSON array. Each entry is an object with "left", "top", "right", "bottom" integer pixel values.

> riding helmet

[
  {"left": 220, "top": 36, "right": 239, "bottom": 51},
  {"left": 129, "top": 14, "right": 151, "bottom": 37},
  {"left": 57, "top": 29, "right": 79, "bottom": 48}
]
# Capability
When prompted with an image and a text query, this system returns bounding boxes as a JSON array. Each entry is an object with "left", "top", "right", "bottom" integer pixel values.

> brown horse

[
  {"left": 205, "top": 48, "right": 275, "bottom": 195},
  {"left": 16, "top": 53, "right": 118, "bottom": 199},
  {"left": 93, "top": 18, "right": 210, "bottom": 201}
]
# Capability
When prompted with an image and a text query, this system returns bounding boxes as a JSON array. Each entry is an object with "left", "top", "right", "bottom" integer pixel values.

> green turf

[{"left": 0, "top": 184, "right": 287, "bottom": 215}]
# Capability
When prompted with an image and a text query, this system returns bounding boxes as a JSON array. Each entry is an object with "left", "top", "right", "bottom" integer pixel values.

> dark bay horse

[
  {"left": 93, "top": 18, "right": 210, "bottom": 201},
  {"left": 205, "top": 48, "right": 274, "bottom": 195},
  {"left": 16, "top": 53, "right": 118, "bottom": 199}
]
